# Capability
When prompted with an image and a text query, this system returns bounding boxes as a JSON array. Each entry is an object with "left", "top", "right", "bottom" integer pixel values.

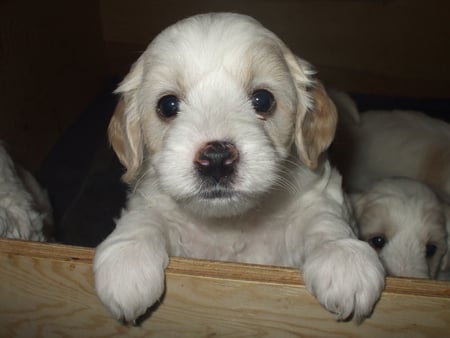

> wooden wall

[
  {"left": 0, "top": 4, "right": 449, "bottom": 336},
  {"left": 0, "top": 0, "right": 106, "bottom": 171},
  {"left": 1, "top": 0, "right": 449, "bottom": 170},
  {"left": 100, "top": 0, "right": 450, "bottom": 97}
]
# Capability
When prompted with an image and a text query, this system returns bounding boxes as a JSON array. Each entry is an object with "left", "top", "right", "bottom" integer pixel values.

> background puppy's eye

[
  {"left": 368, "top": 236, "right": 386, "bottom": 250},
  {"left": 157, "top": 95, "right": 179, "bottom": 119},
  {"left": 425, "top": 243, "right": 437, "bottom": 258},
  {"left": 251, "top": 89, "right": 275, "bottom": 115}
]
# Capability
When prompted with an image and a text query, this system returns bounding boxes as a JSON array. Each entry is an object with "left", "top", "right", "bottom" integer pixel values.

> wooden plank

[{"left": 0, "top": 239, "right": 449, "bottom": 337}]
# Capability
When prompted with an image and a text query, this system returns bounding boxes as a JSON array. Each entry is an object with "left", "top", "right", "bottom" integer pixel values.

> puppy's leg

[
  {"left": 288, "top": 174, "right": 385, "bottom": 320},
  {"left": 302, "top": 234, "right": 385, "bottom": 321},
  {"left": 93, "top": 210, "right": 169, "bottom": 322}
]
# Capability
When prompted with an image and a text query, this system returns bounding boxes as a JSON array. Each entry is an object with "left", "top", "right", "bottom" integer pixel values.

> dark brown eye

[
  {"left": 157, "top": 95, "right": 179, "bottom": 118},
  {"left": 368, "top": 236, "right": 386, "bottom": 250},
  {"left": 426, "top": 243, "right": 437, "bottom": 258},
  {"left": 251, "top": 89, "right": 275, "bottom": 115}
]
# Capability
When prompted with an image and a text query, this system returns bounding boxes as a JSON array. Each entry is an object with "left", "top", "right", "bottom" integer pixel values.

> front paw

[
  {"left": 303, "top": 238, "right": 385, "bottom": 321},
  {"left": 93, "top": 238, "right": 169, "bottom": 322}
]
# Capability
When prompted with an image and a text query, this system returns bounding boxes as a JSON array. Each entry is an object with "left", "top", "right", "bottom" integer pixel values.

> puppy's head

[
  {"left": 109, "top": 13, "right": 337, "bottom": 217},
  {"left": 351, "top": 178, "right": 448, "bottom": 278}
]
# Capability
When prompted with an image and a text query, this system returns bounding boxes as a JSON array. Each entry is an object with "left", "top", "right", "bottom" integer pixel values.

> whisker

[
  {"left": 267, "top": 166, "right": 301, "bottom": 195},
  {"left": 132, "top": 157, "right": 154, "bottom": 195}
]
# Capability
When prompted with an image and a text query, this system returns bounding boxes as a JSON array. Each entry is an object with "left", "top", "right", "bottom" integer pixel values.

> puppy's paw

[
  {"left": 93, "top": 238, "right": 168, "bottom": 322},
  {"left": 303, "top": 238, "right": 385, "bottom": 321}
]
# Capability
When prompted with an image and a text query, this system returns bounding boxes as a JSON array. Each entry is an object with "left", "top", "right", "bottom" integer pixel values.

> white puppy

[
  {"left": 351, "top": 177, "right": 448, "bottom": 279},
  {"left": 330, "top": 91, "right": 450, "bottom": 279},
  {"left": 93, "top": 13, "right": 384, "bottom": 323},
  {"left": 330, "top": 90, "right": 450, "bottom": 199},
  {"left": 0, "top": 142, "right": 52, "bottom": 241},
  {"left": 440, "top": 203, "right": 450, "bottom": 279}
]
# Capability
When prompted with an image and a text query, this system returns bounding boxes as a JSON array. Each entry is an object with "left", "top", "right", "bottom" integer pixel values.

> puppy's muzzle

[{"left": 194, "top": 141, "right": 239, "bottom": 185}]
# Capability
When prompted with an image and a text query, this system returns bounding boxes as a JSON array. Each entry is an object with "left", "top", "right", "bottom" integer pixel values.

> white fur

[
  {"left": 439, "top": 203, "right": 450, "bottom": 279},
  {"left": 0, "top": 142, "right": 52, "bottom": 241},
  {"left": 94, "top": 13, "right": 384, "bottom": 322},
  {"left": 330, "top": 90, "right": 450, "bottom": 199},
  {"left": 351, "top": 178, "right": 448, "bottom": 279},
  {"left": 331, "top": 91, "right": 450, "bottom": 279}
]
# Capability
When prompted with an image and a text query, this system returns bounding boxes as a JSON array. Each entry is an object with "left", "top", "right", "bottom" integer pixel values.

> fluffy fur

[
  {"left": 351, "top": 177, "right": 449, "bottom": 279},
  {"left": 0, "top": 142, "right": 52, "bottom": 241},
  {"left": 330, "top": 90, "right": 450, "bottom": 199},
  {"left": 93, "top": 13, "right": 384, "bottom": 322},
  {"left": 330, "top": 91, "right": 450, "bottom": 279}
]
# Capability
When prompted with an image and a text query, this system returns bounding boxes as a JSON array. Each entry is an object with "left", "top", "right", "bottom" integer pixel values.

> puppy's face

[
  {"left": 352, "top": 178, "right": 448, "bottom": 278},
  {"left": 109, "top": 13, "right": 337, "bottom": 217}
]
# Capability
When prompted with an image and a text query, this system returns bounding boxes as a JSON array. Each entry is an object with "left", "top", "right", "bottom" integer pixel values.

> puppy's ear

[
  {"left": 300, "top": 81, "right": 338, "bottom": 169},
  {"left": 349, "top": 193, "right": 364, "bottom": 218},
  {"left": 109, "top": 58, "right": 145, "bottom": 183},
  {"left": 286, "top": 54, "right": 337, "bottom": 169}
]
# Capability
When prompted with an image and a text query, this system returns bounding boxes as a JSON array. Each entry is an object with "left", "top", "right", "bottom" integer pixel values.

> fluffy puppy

[
  {"left": 0, "top": 142, "right": 52, "bottom": 241},
  {"left": 439, "top": 203, "right": 450, "bottom": 279},
  {"left": 94, "top": 13, "right": 384, "bottom": 322},
  {"left": 330, "top": 91, "right": 450, "bottom": 199},
  {"left": 351, "top": 177, "right": 449, "bottom": 279}
]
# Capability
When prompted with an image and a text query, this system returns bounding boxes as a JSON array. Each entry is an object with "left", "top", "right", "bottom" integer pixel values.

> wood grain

[{"left": 0, "top": 239, "right": 449, "bottom": 337}]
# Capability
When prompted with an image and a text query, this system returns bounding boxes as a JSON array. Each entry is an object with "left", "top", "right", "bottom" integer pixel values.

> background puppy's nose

[{"left": 195, "top": 141, "right": 239, "bottom": 183}]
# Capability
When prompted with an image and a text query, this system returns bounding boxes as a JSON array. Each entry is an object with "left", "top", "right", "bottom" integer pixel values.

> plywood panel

[
  {"left": 100, "top": 0, "right": 450, "bottom": 97},
  {"left": 0, "top": 239, "right": 449, "bottom": 338}
]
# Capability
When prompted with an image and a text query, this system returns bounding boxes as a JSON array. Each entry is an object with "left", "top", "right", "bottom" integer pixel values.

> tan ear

[
  {"left": 108, "top": 98, "right": 143, "bottom": 183},
  {"left": 108, "top": 98, "right": 126, "bottom": 166},
  {"left": 109, "top": 57, "right": 145, "bottom": 183},
  {"left": 349, "top": 192, "right": 365, "bottom": 218},
  {"left": 284, "top": 52, "right": 337, "bottom": 169},
  {"left": 297, "top": 81, "right": 338, "bottom": 169}
]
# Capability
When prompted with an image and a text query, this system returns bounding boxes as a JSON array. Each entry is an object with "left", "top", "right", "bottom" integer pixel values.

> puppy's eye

[
  {"left": 251, "top": 89, "right": 275, "bottom": 115},
  {"left": 426, "top": 243, "right": 437, "bottom": 258},
  {"left": 368, "top": 236, "right": 386, "bottom": 250},
  {"left": 157, "top": 95, "right": 179, "bottom": 119}
]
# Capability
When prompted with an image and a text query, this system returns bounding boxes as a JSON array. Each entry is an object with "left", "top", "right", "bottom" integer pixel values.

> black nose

[{"left": 194, "top": 141, "right": 239, "bottom": 184}]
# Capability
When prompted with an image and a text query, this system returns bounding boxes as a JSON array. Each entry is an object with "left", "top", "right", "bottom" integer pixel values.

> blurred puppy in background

[
  {"left": 330, "top": 90, "right": 450, "bottom": 200},
  {"left": 351, "top": 177, "right": 449, "bottom": 279},
  {"left": 0, "top": 142, "right": 53, "bottom": 241},
  {"left": 330, "top": 91, "right": 450, "bottom": 279}
]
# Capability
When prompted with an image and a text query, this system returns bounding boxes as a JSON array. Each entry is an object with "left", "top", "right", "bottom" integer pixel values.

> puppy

[
  {"left": 439, "top": 202, "right": 450, "bottom": 279},
  {"left": 330, "top": 90, "right": 450, "bottom": 199},
  {"left": 351, "top": 177, "right": 449, "bottom": 279},
  {"left": 330, "top": 91, "right": 450, "bottom": 278},
  {"left": 94, "top": 13, "right": 384, "bottom": 323},
  {"left": 0, "top": 142, "right": 52, "bottom": 241}
]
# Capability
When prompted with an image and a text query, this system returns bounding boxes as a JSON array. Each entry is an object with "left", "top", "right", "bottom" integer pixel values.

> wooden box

[
  {"left": 0, "top": 1, "right": 449, "bottom": 337},
  {"left": 0, "top": 239, "right": 449, "bottom": 337}
]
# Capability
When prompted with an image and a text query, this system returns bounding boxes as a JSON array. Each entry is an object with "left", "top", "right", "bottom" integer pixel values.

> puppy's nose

[{"left": 195, "top": 141, "right": 239, "bottom": 183}]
